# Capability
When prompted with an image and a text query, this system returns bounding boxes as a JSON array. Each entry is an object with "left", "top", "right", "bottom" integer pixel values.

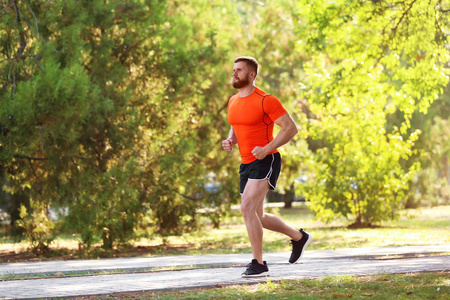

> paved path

[{"left": 0, "top": 245, "right": 448, "bottom": 299}]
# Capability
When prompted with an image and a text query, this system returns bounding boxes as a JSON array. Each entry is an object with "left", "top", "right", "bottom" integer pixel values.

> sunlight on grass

[
  {"left": 186, "top": 204, "right": 449, "bottom": 253},
  {"left": 134, "top": 204, "right": 450, "bottom": 256},
  {"left": 1, "top": 204, "right": 449, "bottom": 259},
  {"left": 95, "top": 272, "right": 449, "bottom": 300},
  {"left": 0, "top": 240, "right": 28, "bottom": 254}
]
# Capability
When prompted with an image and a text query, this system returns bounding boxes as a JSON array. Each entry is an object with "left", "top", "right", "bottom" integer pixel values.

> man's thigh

[{"left": 241, "top": 179, "right": 270, "bottom": 213}]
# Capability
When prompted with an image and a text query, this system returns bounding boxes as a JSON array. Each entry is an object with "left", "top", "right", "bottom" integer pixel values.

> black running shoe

[
  {"left": 289, "top": 229, "right": 312, "bottom": 264},
  {"left": 241, "top": 259, "right": 269, "bottom": 278}
]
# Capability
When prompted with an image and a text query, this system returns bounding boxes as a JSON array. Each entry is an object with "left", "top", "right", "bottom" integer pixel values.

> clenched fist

[
  {"left": 222, "top": 138, "right": 234, "bottom": 152},
  {"left": 251, "top": 146, "right": 268, "bottom": 160}
]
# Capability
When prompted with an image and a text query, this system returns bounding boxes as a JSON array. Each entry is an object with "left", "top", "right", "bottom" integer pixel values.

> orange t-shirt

[{"left": 228, "top": 87, "right": 287, "bottom": 164}]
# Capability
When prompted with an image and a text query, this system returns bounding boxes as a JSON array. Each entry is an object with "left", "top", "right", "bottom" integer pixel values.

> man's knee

[
  {"left": 241, "top": 199, "right": 265, "bottom": 220},
  {"left": 240, "top": 197, "right": 252, "bottom": 219}
]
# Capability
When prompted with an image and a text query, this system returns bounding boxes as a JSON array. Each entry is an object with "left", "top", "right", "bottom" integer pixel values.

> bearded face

[
  {"left": 232, "top": 61, "right": 255, "bottom": 89},
  {"left": 232, "top": 74, "right": 251, "bottom": 89}
]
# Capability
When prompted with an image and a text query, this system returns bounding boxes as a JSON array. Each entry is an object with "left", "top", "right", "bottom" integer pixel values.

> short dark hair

[{"left": 234, "top": 56, "right": 258, "bottom": 77}]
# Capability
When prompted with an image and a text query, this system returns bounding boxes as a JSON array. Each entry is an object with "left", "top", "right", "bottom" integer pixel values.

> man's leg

[
  {"left": 241, "top": 179, "right": 304, "bottom": 265},
  {"left": 257, "top": 203, "right": 303, "bottom": 241},
  {"left": 255, "top": 188, "right": 309, "bottom": 264},
  {"left": 241, "top": 179, "right": 269, "bottom": 265},
  {"left": 256, "top": 194, "right": 311, "bottom": 264}
]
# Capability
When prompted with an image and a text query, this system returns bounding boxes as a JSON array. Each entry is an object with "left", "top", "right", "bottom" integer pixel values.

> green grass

[
  {"left": 75, "top": 272, "right": 450, "bottom": 300},
  {"left": 1, "top": 204, "right": 449, "bottom": 260},
  {"left": 135, "top": 204, "right": 449, "bottom": 256}
]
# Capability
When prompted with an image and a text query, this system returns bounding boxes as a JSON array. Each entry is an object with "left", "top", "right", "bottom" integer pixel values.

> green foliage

[
  {"left": 65, "top": 158, "right": 145, "bottom": 249},
  {"left": 1, "top": 0, "right": 153, "bottom": 249},
  {"left": 410, "top": 168, "right": 450, "bottom": 208},
  {"left": 0, "top": 0, "right": 240, "bottom": 249},
  {"left": 1, "top": 0, "right": 449, "bottom": 252},
  {"left": 407, "top": 87, "right": 450, "bottom": 207},
  {"left": 131, "top": 0, "right": 240, "bottom": 236},
  {"left": 16, "top": 199, "right": 54, "bottom": 254},
  {"left": 292, "top": 0, "right": 450, "bottom": 225}
]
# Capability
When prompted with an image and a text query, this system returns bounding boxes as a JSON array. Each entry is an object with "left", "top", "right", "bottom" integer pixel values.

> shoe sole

[
  {"left": 241, "top": 272, "right": 270, "bottom": 278},
  {"left": 290, "top": 233, "right": 312, "bottom": 264}
]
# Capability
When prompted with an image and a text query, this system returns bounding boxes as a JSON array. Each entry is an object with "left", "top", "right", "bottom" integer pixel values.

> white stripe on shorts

[{"left": 247, "top": 154, "right": 276, "bottom": 190}]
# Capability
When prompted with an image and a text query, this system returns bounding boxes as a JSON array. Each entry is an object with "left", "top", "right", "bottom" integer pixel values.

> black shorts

[{"left": 239, "top": 152, "right": 281, "bottom": 194}]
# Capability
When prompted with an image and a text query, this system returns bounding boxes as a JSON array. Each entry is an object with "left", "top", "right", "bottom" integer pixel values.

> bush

[{"left": 16, "top": 200, "right": 54, "bottom": 255}]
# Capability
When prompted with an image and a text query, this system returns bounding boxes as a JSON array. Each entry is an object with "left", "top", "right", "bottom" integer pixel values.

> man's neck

[{"left": 238, "top": 85, "right": 255, "bottom": 97}]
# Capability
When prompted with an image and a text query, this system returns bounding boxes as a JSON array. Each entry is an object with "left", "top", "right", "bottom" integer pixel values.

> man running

[{"left": 222, "top": 56, "right": 312, "bottom": 278}]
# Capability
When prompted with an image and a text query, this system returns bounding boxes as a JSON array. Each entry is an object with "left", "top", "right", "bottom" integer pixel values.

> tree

[
  {"left": 292, "top": 0, "right": 450, "bottom": 226},
  {"left": 1, "top": 0, "right": 166, "bottom": 248},
  {"left": 0, "top": 0, "right": 239, "bottom": 250}
]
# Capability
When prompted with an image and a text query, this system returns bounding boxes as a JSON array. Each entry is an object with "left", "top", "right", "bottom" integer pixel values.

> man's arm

[
  {"left": 251, "top": 112, "right": 298, "bottom": 159},
  {"left": 222, "top": 126, "right": 238, "bottom": 152}
]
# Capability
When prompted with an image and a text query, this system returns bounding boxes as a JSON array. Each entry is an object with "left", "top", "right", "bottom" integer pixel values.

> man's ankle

[{"left": 293, "top": 231, "right": 302, "bottom": 242}]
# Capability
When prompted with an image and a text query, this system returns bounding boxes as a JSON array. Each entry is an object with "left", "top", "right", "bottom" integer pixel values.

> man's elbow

[
  {"left": 291, "top": 125, "right": 299, "bottom": 138},
  {"left": 286, "top": 126, "right": 298, "bottom": 141}
]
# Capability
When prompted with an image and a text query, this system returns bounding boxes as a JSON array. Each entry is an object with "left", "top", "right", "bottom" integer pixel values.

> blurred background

[{"left": 0, "top": 0, "right": 448, "bottom": 253}]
